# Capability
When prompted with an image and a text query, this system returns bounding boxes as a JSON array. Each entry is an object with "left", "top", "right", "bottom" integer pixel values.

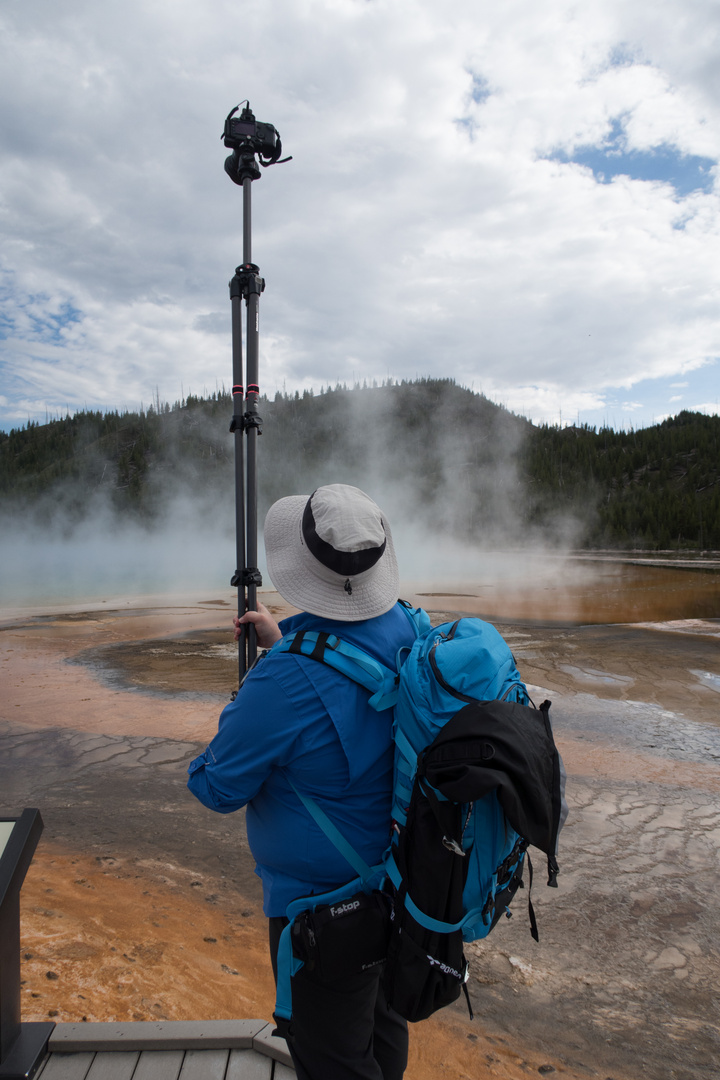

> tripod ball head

[{"left": 224, "top": 148, "right": 261, "bottom": 184}]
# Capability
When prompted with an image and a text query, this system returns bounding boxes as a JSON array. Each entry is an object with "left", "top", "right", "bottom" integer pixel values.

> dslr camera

[{"left": 223, "top": 103, "right": 284, "bottom": 184}]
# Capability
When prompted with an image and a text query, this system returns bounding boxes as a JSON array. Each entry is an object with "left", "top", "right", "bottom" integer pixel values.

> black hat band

[{"left": 302, "top": 496, "right": 386, "bottom": 578}]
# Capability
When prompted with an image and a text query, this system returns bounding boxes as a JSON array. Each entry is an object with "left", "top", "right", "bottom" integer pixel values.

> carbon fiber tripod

[{"left": 222, "top": 102, "right": 290, "bottom": 683}]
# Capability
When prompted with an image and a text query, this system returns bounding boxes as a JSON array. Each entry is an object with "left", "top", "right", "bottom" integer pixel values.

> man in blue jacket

[{"left": 188, "top": 484, "right": 415, "bottom": 1080}]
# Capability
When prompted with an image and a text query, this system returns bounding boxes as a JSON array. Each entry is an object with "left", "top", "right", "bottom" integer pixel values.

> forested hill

[{"left": 1, "top": 379, "right": 718, "bottom": 550}]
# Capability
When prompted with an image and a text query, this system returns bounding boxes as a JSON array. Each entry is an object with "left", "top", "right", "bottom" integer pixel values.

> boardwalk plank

[
  {"left": 50, "top": 1022, "right": 264, "bottom": 1052},
  {"left": 35, "top": 1053, "right": 95, "bottom": 1080},
  {"left": 226, "top": 1048, "right": 272, "bottom": 1080},
  {"left": 132, "top": 1050, "right": 184, "bottom": 1080},
  {"left": 251, "top": 1026, "right": 293, "bottom": 1069},
  {"left": 86, "top": 1051, "right": 139, "bottom": 1080},
  {"left": 41, "top": 1020, "right": 294, "bottom": 1079},
  {"left": 177, "top": 1049, "right": 228, "bottom": 1080}
]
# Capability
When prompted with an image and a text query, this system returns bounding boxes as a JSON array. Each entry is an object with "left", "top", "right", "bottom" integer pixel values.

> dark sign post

[{"left": 0, "top": 810, "right": 54, "bottom": 1080}]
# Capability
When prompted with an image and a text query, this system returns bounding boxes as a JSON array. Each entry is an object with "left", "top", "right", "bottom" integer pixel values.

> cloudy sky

[{"left": 2, "top": 0, "right": 719, "bottom": 434}]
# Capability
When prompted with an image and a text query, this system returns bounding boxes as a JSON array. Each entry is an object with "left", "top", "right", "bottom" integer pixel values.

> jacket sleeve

[{"left": 187, "top": 663, "right": 303, "bottom": 813}]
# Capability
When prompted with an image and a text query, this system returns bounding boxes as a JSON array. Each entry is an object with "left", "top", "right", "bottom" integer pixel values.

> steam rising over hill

[{"left": 1, "top": 379, "right": 718, "bottom": 602}]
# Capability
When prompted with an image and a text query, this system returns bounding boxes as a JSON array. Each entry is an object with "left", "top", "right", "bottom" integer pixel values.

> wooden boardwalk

[{"left": 33, "top": 1021, "right": 295, "bottom": 1080}]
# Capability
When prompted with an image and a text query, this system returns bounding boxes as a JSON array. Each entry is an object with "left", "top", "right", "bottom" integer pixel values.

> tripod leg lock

[
  {"left": 231, "top": 567, "right": 263, "bottom": 588},
  {"left": 244, "top": 412, "right": 263, "bottom": 433},
  {"left": 229, "top": 412, "right": 262, "bottom": 434}
]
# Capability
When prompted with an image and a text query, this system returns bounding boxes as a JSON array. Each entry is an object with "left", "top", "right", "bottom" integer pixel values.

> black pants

[{"left": 269, "top": 917, "right": 409, "bottom": 1080}]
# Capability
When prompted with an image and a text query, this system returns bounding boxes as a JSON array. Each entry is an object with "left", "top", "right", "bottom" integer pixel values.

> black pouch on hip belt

[{"left": 291, "top": 890, "right": 392, "bottom": 981}]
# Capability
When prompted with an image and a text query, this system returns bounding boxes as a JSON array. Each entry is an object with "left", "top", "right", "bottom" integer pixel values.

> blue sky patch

[
  {"left": 607, "top": 43, "right": 642, "bottom": 69},
  {"left": 573, "top": 361, "right": 719, "bottom": 432},
  {"left": 548, "top": 118, "right": 717, "bottom": 196},
  {"left": 455, "top": 72, "right": 491, "bottom": 136},
  {"left": 469, "top": 73, "right": 491, "bottom": 104},
  {"left": 25, "top": 298, "right": 84, "bottom": 344}
]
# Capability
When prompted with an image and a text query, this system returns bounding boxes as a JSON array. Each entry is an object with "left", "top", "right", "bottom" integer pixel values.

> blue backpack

[{"left": 272, "top": 604, "right": 566, "bottom": 1027}]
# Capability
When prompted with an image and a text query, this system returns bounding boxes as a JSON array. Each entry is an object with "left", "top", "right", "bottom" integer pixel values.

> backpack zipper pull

[{"left": 442, "top": 836, "right": 465, "bottom": 856}]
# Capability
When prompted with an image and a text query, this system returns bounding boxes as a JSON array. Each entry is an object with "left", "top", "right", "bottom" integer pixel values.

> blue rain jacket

[{"left": 187, "top": 603, "right": 417, "bottom": 916}]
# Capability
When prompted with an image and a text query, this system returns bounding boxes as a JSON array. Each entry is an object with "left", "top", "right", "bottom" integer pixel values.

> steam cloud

[{"left": 0, "top": 385, "right": 597, "bottom": 607}]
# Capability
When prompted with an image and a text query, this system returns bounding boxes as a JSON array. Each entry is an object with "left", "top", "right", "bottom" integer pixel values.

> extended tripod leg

[
  {"left": 229, "top": 177, "right": 265, "bottom": 684},
  {"left": 230, "top": 274, "right": 248, "bottom": 683}
]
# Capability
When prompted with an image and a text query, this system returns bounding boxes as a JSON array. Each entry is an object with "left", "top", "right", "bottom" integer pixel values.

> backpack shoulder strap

[
  {"left": 271, "top": 630, "right": 399, "bottom": 710},
  {"left": 398, "top": 599, "right": 433, "bottom": 635},
  {"left": 270, "top": 603, "right": 430, "bottom": 710}
]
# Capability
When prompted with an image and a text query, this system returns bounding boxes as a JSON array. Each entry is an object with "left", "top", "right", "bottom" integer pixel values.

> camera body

[
  {"left": 223, "top": 104, "right": 283, "bottom": 183},
  {"left": 225, "top": 116, "right": 281, "bottom": 162}
]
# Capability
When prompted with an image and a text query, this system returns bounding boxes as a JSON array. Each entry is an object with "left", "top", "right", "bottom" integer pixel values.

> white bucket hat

[{"left": 264, "top": 484, "right": 399, "bottom": 621}]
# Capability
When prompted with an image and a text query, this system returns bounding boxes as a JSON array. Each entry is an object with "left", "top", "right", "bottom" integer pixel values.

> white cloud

[
  {"left": 1, "top": 0, "right": 720, "bottom": 431},
  {"left": 691, "top": 401, "right": 720, "bottom": 417}
]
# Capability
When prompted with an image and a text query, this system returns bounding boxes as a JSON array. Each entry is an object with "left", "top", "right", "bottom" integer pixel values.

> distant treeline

[
  {"left": 520, "top": 410, "right": 720, "bottom": 549},
  {"left": 1, "top": 379, "right": 719, "bottom": 550}
]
